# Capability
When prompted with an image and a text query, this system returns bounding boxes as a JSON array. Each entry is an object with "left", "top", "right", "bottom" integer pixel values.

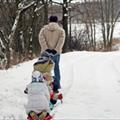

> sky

[{"left": 0, "top": 51, "right": 120, "bottom": 119}]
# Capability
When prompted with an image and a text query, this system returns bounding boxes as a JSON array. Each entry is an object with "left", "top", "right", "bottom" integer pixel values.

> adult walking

[{"left": 39, "top": 16, "right": 65, "bottom": 93}]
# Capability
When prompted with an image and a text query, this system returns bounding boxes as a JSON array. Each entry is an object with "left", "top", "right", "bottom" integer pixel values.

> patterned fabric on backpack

[{"left": 34, "top": 57, "right": 54, "bottom": 74}]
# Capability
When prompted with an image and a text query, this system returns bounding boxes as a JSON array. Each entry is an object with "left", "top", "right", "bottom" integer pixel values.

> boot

[{"left": 29, "top": 111, "right": 39, "bottom": 120}]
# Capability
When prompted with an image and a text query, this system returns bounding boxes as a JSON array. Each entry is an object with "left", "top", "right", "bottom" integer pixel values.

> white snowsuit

[{"left": 25, "top": 82, "right": 50, "bottom": 114}]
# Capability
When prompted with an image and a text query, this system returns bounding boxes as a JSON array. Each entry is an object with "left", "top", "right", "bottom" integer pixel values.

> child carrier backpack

[
  {"left": 34, "top": 51, "right": 54, "bottom": 74},
  {"left": 33, "top": 51, "right": 55, "bottom": 90}
]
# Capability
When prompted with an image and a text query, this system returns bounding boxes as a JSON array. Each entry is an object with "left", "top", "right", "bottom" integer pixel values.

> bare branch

[
  {"left": 50, "top": 0, "right": 63, "bottom": 5},
  {"left": 114, "top": 11, "right": 120, "bottom": 23},
  {"left": 9, "top": 1, "right": 35, "bottom": 45},
  {"left": 34, "top": 4, "right": 44, "bottom": 12},
  {"left": 18, "top": 1, "right": 35, "bottom": 11},
  {"left": 0, "top": 30, "right": 8, "bottom": 44}
]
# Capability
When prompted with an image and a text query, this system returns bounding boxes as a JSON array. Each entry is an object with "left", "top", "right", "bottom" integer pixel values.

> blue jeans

[
  {"left": 40, "top": 51, "right": 61, "bottom": 90},
  {"left": 51, "top": 54, "right": 61, "bottom": 90}
]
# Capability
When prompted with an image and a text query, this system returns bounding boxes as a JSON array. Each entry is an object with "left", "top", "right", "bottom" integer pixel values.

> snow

[{"left": 0, "top": 51, "right": 120, "bottom": 119}]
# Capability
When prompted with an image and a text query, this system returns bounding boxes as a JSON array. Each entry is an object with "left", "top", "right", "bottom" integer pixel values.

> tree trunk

[
  {"left": 62, "top": 0, "right": 69, "bottom": 53},
  {"left": 44, "top": 3, "right": 48, "bottom": 25}
]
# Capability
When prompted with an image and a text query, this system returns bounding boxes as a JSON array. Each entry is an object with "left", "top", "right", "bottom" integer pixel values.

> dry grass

[{"left": 112, "top": 38, "right": 120, "bottom": 45}]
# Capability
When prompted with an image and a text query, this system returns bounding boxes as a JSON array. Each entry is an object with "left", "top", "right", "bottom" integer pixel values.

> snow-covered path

[
  {"left": 55, "top": 51, "right": 120, "bottom": 119},
  {"left": 0, "top": 51, "right": 120, "bottom": 119}
]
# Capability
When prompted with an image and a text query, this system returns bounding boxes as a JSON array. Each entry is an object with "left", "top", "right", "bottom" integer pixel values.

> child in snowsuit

[{"left": 24, "top": 71, "right": 52, "bottom": 120}]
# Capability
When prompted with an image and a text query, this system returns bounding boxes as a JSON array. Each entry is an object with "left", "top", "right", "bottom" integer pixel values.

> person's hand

[
  {"left": 50, "top": 49, "right": 57, "bottom": 55},
  {"left": 45, "top": 49, "right": 57, "bottom": 56},
  {"left": 24, "top": 88, "right": 28, "bottom": 94},
  {"left": 45, "top": 49, "right": 52, "bottom": 53}
]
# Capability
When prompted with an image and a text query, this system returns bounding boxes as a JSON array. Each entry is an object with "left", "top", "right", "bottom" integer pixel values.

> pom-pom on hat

[
  {"left": 49, "top": 15, "right": 58, "bottom": 22},
  {"left": 32, "top": 71, "right": 44, "bottom": 82}
]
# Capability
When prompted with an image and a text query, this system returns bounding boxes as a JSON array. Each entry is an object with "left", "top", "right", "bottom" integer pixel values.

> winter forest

[{"left": 0, "top": 0, "right": 120, "bottom": 69}]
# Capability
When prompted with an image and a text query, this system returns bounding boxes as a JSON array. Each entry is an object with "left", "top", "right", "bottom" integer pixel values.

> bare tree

[
  {"left": 69, "top": 0, "right": 120, "bottom": 51},
  {"left": 98, "top": 0, "right": 120, "bottom": 50},
  {"left": 41, "top": 0, "right": 49, "bottom": 25},
  {"left": 0, "top": 30, "right": 7, "bottom": 69},
  {"left": 82, "top": 0, "right": 98, "bottom": 50},
  {"left": 0, "top": 1, "right": 37, "bottom": 68}
]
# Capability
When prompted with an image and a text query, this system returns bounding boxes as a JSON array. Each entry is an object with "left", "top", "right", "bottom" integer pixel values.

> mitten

[
  {"left": 45, "top": 49, "right": 52, "bottom": 53},
  {"left": 51, "top": 49, "right": 57, "bottom": 55},
  {"left": 24, "top": 88, "right": 28, "bottom": 94},
  {"left": 58, "top": 93, "right": 63, "bottom": 100}
]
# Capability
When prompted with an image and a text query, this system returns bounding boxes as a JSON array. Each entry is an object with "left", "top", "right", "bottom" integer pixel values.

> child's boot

[{"left": 29, "top": 111, "right": 39, "bottom": 120}]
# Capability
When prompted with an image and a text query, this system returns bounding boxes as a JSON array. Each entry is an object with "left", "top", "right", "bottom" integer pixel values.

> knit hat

[
  {"left": 49, "top": 16, "right": 58, "bottom": 22},
  {"left": 32, "top": 71, "right": 44, "bottom": 82}
]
